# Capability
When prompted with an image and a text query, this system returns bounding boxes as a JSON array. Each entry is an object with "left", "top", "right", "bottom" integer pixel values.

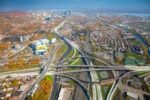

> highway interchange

[
  {"left": 0, "top": 20, "right": 150, "bottom": 100},
  {"left": 33, "top": 20, "right": 150, "bottom": 99}
]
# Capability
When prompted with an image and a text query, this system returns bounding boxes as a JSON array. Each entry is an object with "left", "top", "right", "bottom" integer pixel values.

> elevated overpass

[
  {"left": 56, "top": 74, "right": 91, "bottom": 100},
  {"left": 0, "top": 65, "right": 150, "bottom": 77}
]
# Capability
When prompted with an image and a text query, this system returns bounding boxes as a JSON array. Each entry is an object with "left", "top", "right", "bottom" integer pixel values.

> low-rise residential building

[{"left": 127, "top": 92, "right": 138, "bottom": 99}]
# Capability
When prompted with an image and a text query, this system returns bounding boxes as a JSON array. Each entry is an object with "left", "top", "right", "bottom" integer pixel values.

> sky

[{"left": 0, "top": 0, "right": 150, "bottom": 12}]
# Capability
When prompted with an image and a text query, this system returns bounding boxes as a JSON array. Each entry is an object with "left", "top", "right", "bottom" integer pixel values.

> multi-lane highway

[
  {"left": 56, "top": 74, "right": 91, "bottom": 100},
  {"left": 1, "top": 19, "right": 149, "bottom": 100},
  {"left": 52, "top": 20, "right": 92, "bottom": 100},
  {"left": 0, "top": 62, "right": 150, "bottom": 100},
  {"left": 50, "top": 20, "right": 73, "bottom": 100},
  {"left": 53, "top": 20, "right": 106, "bottom": 100},
  {"left": 118, "top": 71, "right": 150, "bottom": 96},
  {"left": 21, "top": 44, "right": 58, "bottom": 99},
  {"left": 0, "top": 65, "right": 150, "bottom": 77}
]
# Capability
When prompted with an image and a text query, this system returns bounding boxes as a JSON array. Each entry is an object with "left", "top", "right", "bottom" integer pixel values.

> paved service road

[{"left": 22, "top": 44, "right": 58, "bottom": 99}]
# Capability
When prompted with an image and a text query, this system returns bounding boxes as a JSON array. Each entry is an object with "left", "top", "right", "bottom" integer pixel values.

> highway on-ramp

[
  {"left": 50, "top": 20, "right": 92, "bottom": 100},
  {"left": 21, "top": 44, "right": 58, "bottom": 100}
]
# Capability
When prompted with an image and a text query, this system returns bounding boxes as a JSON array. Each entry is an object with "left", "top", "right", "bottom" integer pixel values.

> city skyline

[
  {"left": 0, "top": 0, "right": 150, "bottom": 12},
  {"left": 0, "top": 1, "right": 150, "bottom": 100}
]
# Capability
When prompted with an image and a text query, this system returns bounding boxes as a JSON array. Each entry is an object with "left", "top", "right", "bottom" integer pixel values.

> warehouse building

[{"left": 30, "top": 38, "right": 50, "bottom": 55}]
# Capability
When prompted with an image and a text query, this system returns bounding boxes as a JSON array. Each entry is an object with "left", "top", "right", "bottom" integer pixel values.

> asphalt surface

[
  {"left": 49, "top": 26, "right": 72, "bottom": 100},
  {"left": 50, "top": 20, "right": 91, "bottom": 100},
  {"left": 22, "top": 44, "right": 58, "bottom": 100}
]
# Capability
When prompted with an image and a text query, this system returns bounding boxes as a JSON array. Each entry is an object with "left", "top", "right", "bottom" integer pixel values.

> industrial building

[{"left": 30, "top": 38, "right": 50, "bottom": 55}]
